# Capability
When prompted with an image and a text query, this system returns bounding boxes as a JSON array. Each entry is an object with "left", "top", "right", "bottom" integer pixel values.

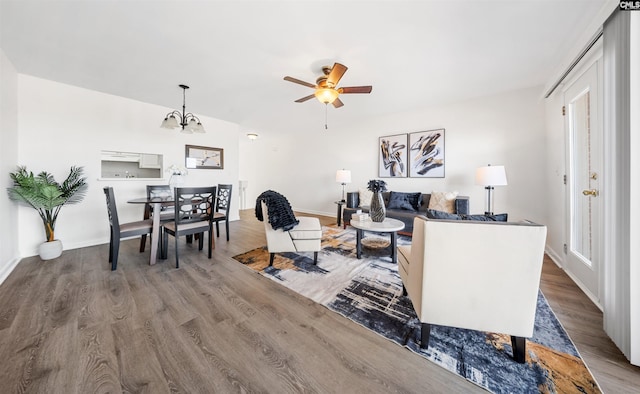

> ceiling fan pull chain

[{"left": 325, "top": 103, "right": 328, "bottom": 130}]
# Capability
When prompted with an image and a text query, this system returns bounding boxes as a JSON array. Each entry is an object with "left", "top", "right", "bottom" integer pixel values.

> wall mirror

[{"left": 100, "top": 150, "right": 164, "bottom": 179}]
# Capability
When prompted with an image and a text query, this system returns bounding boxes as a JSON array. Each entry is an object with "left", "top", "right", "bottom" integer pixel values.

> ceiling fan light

[
  {"left": 161, "top": 114, "right": 179, "bottom": 129},
  {"left": 315, "top": 88, "right": 339, "bottom": 104}
]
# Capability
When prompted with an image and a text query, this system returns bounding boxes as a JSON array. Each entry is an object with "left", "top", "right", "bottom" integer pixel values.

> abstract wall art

[
  {"left": 408, "top": 129, "right": 445, "bottom": 178},
  {"left": 378, "top": 134, "right": 408, "bottom": 178}
]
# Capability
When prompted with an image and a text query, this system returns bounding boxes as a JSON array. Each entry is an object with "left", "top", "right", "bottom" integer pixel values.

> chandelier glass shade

[{"left": 160, "top": 84, "right": 205, "bottom": 134}]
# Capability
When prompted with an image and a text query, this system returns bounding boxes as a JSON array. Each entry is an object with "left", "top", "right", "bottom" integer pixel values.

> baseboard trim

[
  {"left": 545, "top": 246, "right": 564, "bottom": 268},
  {"left": 0, "top": 257, "right": 21, "bottom": 285}
]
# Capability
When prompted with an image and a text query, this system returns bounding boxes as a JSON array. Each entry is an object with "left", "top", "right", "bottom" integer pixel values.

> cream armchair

[
  {"left": 261, "top": 202, "right": 322, "bottom": 266},
  {"left": 398, "top": 216, "right": 547, "bottom": 363}
]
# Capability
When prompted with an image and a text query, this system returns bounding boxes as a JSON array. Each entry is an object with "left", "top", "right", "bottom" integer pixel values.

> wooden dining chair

[
  {"left": 103, "top": 187, "right": 154, "bottom": 271},
  {"left": 139, "top": 185, "right": 174, "bottom": 252},
  {"left": 162, "top": 186, "right": 216, "bottom": 268},
  {"left": 213, "top": 184, "right": 232, "bottom": 241}
]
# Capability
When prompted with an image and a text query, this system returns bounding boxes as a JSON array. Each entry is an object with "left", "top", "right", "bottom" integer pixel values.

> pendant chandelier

[{"left": 160, "top": 84, "right": 206, "bottom": 133}]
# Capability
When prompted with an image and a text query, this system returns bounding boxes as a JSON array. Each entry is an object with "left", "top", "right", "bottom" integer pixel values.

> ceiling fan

[{"left": 284, "top": 62, "right": 372, "bottom": 108}]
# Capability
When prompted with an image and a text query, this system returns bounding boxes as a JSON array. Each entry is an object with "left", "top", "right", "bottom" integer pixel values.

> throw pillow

[
  {"left": 426, "top": 209, "right": 462, "bottom": 220},
  {"left": 387, "top": 191, "right": 422, "bottom": 212},
  {"left": 359, "top": 188, "right": 374, "bottom": 207},
  {"left": 428, "top": 191, "right": 459, "bottom": 213}
]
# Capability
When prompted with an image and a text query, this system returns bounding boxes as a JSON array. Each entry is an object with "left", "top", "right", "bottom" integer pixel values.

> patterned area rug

[{"left": 233, "top": 226, "right": 601, "bottom": 394}]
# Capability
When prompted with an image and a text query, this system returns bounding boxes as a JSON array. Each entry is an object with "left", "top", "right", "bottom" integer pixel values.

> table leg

[
  {"left": 391, "top": 231, "right": 398, "bottom": 264},
  {"left": 356, "top": 228, "right": 363, "bottom": 259},
  {"left": 336, "top": 204, "right": 342, "bottom": 226},
  {"left": 149, "top": 202, "right": 161, "bottom": 265}
]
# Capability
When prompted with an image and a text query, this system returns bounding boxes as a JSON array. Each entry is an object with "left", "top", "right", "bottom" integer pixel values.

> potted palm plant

[{"left": 7, "top": 166, "right": 88, "bottom": 260}]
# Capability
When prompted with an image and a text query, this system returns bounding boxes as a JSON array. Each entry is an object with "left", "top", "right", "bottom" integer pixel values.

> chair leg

[
  {"left": 216, "top": 222, "right": 220, "bottom": 238},
  {"left": 198, "top": 232, "right": 204, "bottom": 251},
  {"left": 175, "top": 233, "right": 180, "bottom": 268},
  {"left": 420, "top": 323, "right": 431, "bottom": 349},
  {"left": 269, "top": 253, "right": 275, "bottom": 266},
  {"left": 162, "top": 231, "right": 168, "bottom": 260},
  {"left": 313, "top": 251, "right": 318, "bottom": 264},
  {"left": 208, "top": 229, "right": 212, "bottom": 258},
  {"left": 402, "top": 284, "right": 407, "bottom": 296},
  {"left": 108, "top": 232, "right": 114, "bottom": 263},
  {"left": 111, "top": 237, "right": 120, "bottom": 271},
  {"left": 225, "top": 219, "right": 230, "bottom": 241},
  {"left": 511, "top": 336, "right": 526, "bottom": 363},
  {"left": 139, "top": 234, "right": 147, "bottom": 253}
]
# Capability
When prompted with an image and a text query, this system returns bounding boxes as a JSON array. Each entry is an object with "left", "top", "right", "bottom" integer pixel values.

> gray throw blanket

[{"left": 255, "top": 190, "right": 299, "bottom": 231}]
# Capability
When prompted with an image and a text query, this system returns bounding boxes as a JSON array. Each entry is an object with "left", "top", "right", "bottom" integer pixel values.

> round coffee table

[{"left": 350, "top": 217, "right": 405, "bottom": 263}]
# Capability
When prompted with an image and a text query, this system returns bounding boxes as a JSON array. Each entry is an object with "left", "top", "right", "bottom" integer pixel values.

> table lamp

[
  {"left": 336, "top": 169, "right": 352, "bottom": 202},
  {"left": 475, "top": 164, "right": 507, "bottom": 215}
]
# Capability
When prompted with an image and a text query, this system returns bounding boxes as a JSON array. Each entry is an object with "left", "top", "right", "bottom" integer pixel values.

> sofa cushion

[
  {"left": 426, "top": 209, "right": 508, "bottom": 222},
  {"left": 428, "top": 191, "right": 459, "bottom": 213},
  {"left": 359, "top": 188, "right": 374, "bottom": 207},
  {"left": 426, "top": 209, "right": 462, "bottom": 220},
  {"left": 387, "top": 191, "right": 422, "bottom": 212},
  {"left": 465, "top": 213, "right": 508, "bottom": 222}
]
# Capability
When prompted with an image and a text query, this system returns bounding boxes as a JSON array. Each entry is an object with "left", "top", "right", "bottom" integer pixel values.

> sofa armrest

[{"left": 346, "top": 192, "right": 360, "bottom": 208}]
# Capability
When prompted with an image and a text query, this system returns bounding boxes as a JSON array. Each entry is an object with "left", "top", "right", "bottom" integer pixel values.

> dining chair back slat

[
  {"left": 213, "top": 184, "right": 233, "bottom": 241},
  {"left": 162, "top": 186, "right": 217, "bottom": 268}
]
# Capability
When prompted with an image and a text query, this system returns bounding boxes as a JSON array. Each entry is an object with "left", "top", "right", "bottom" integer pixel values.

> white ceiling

[{"left": 0, "top": 0, "right": 611, "bottom": 134}]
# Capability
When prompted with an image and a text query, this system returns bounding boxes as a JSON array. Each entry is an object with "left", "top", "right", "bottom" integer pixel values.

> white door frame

[{"left": 562, "top": 41, "right": 603, "bottom": 309}]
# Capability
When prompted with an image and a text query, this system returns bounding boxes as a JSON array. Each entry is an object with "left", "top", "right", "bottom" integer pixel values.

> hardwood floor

[{"left": 0, "top": 210, "right": 638, "bottom": 393}]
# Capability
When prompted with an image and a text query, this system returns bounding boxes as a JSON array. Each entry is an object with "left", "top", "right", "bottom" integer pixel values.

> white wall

[
  {"left": 240, "top": 86, "right": 547, "bottom": 226},
  {"left": 16, "top": 75, "right": 240, "bottom": 257},
  {"left": 0, "top": 48, "right": 20, "bottom": 282}
]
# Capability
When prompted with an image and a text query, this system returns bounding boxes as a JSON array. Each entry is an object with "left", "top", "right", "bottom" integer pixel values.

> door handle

[{"left": 582, "top": 189, "right": 599, "bottom": 197}]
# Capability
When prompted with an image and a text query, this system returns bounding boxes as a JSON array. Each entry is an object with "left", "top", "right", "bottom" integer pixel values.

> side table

[{"left": 335, "top": 201, "right": 345, "bottom": 226}]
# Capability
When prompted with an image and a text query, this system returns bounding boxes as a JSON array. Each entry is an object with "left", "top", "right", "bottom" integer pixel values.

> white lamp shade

[
  {"left": 336, "top": 169, "right": 352, "bottom": 183},
  {"left": 194, "top": 122, "right": 205, "bottom": 133},
  {"left": 475, "top": 165, "right": 508, "bottom": 186},
  {"left": 161, "top": 115, "right": 179, "bottom": 129}
]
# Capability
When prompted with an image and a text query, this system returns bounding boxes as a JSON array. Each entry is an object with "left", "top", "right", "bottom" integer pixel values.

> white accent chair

[
  {"left": 397, "top": 216, "right": 547, "bottom": 363},
  {"left": 261, "top": 202, "right": 322, "bottom": 266}
]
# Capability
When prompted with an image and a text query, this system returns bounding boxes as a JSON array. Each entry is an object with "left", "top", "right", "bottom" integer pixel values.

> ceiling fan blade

[
  {"left": 339, "top": 86, "right": 373, "bottom": 94},
  {"left": 284, "top": 76, "right": 316, "bottom": 89},
  {"left": 295, "top": 94, "right": 315, "bottom": 103},
  {"left": 327, "top": 63, "right": 348, "bottom": 87},
  {"left": 332, "top": 97, "right": 344, "bottom": 108}
]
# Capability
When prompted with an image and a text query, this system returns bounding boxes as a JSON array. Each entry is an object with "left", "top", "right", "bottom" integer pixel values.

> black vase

[{"left": 370, "top": 192, "right": 386, "bottom": 222}]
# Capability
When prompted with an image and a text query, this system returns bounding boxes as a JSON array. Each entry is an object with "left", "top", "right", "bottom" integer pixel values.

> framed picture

[
  {"left": 408, "top": 129, "right": 445, "bottom": 178},
  {"left": 185, "top": 145, "right": 224, "bottom": 169},
  {"left": 378, "top": 134, "right": 408, "bottom": 178}
]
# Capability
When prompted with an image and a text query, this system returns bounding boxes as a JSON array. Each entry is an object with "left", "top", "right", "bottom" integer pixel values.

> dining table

[
  {"left": 127, "top": 196, "right": 172, "bottom": 265},
  {"left": 128, "top": 194, "right": 216, "bottom": 265}
]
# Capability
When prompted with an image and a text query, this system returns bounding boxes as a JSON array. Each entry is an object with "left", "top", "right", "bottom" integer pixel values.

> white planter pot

[{"left": 39, "top": 239, "right": 63, "bottom": 260}]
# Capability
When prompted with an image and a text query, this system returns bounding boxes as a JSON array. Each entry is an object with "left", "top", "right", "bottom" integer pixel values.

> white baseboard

[
  {"left": 544, "top": 244, "right": 603, "bottom": 311},
  {"left": 545, "top": 245, "right": 564, "bottom": 268},
  {"left": 0, "top": 257, "right": 21, "bottom": 285}
]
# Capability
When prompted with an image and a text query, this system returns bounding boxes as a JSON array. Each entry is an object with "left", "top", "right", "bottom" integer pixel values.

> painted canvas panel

[
  {"left": 378, "top": 134, "right": 408, "bottom": 178},
  {"left": 409, "top": 129, "right": 445, "bottom": 178}
]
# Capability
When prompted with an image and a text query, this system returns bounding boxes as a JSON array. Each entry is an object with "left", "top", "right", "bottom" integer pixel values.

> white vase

[{"left": 39, "top": 239, "right": 63, "bottom": 260}]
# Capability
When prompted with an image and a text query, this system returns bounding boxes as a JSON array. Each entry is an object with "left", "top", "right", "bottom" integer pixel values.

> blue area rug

[{"left": 233, "top": 226, "right": 601, "bottom": 393}]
